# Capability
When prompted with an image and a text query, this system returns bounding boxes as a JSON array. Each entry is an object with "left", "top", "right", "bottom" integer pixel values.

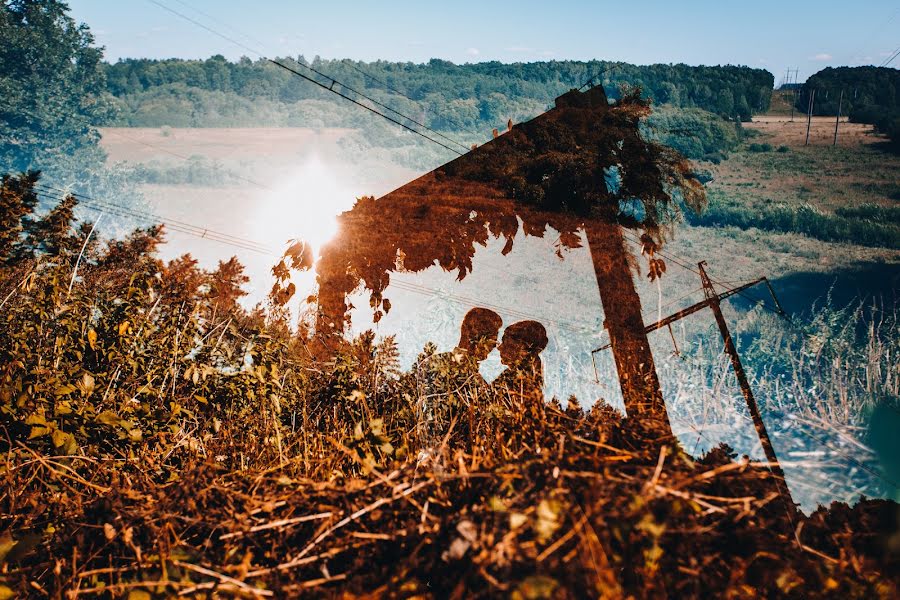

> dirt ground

[
  {"left": 99, "top": 127, "right": 356, "bottom": 163},
  {"left": 748, "top": 115, "right": 879, "bottom": 148},
  {"left": 705, "top": 115, "right": 900, "bottom": 216}
]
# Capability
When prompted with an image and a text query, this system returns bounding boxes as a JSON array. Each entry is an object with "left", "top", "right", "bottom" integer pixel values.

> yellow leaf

[
  {"left": 534, "top": 499, "right": 562, "bottom": 543},
  {"left": 0, "top": 585, "right": 14, "bottom": 600},
  {"left": 118, "top": 321, "right": 130, "bottom": 336},
  {"left": 127, "top": 591, "right": 151, "bottom": 600},
  {"left": 87, "top": 328, "right": 98, "bottom": 351},
  {"left": 509, "top": 512, "right": 528, "bottom": 530},
  {"left": 0, "top": 534, "right": 16, "bottom": 563}
]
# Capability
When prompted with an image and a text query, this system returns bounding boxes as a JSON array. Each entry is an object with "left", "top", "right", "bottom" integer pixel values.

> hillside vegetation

[
  {"left": 103, "top": 56, "right": 773, "bottom": 131},
  {"left": 0, "top": 174, "right": 897, "bottom": 598},
  {"left": 797, "top": 66, "right": 900, "bottom": 147}
]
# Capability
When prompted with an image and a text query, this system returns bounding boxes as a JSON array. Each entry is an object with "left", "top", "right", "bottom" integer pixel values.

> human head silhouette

[
  {"left": 498, "top": 320, "right": 548, "bottom": 367},
  {"left": 457, "top": 307, "right": 503, "bottom": 362}
]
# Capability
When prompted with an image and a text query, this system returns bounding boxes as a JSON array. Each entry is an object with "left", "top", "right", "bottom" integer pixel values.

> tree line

[
  {"left": 103, "top": 56, "right": 774, "bottom": 129},
  {"left": 796, "top": 66, "right": 900, "bottom": 147}
]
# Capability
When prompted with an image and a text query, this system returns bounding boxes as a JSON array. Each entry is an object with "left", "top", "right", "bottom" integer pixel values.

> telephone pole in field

[
  {"left": 833, "top": 89, "right": 844, "bottom": 146},
  {"left": 805, "top": 89, "right": 816, "bottom": 146}
]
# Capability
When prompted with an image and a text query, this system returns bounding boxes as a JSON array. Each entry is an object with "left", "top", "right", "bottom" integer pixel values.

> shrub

[{"left": 748, "top": 142, "right": 773, "bottom": 153}]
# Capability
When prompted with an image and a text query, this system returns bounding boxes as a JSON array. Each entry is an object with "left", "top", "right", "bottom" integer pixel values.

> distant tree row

[
  {"left": 103, "top": 57, "right": 773, "bottom": 128},
  {"left": 796, "top": 66, "right": 899, "bottom": 116},
  {"left": 796, "top": 66, "right": 900, "bottom": 147}
]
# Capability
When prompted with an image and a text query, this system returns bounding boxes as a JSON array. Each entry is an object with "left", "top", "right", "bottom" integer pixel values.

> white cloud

[
  {"left": 465, "top": 47, "right": 480, "bottom": 56},
  {"left": 811, "top": 53, "right": 833, "bottom": 61}
]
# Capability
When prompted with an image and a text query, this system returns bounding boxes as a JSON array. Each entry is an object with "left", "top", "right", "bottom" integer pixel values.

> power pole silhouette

[
  {"left": 833, "top": 89, "right": 844, "bottom": 146},
  {"left": 697, "top": 263, "right": 788, "bottom": 485},
  {"left": 590, "top": 265, "right": 795, "bottom": 510},
  {"left": 805, "top": 89, "right": 816, "bottom": 146}
]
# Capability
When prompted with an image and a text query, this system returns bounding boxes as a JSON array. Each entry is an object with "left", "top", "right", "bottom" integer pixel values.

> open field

[
  {"left": 90, "top": 120, "right": 900, "bottom": 515},
  {"left": 97, "top": 120, "right": 900, "bottom": 310}
]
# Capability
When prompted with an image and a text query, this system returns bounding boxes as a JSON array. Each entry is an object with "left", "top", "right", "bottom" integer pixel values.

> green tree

[
  {"left": 0, "top": 0, "right": 117, "bottom": 181},
  {"left": 0, "top": 171, "right": 39, "bottom": 260}
]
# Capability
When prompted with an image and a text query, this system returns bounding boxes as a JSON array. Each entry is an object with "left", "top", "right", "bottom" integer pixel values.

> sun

[{"left": 250, "top": 156, "right": 360, "bottom": 263}]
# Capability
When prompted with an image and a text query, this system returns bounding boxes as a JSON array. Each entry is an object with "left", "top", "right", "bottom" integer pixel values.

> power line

[
  {"left": 578, "top": 62, "right": 622, "bottom": 92},
  {"left": 879, "top": 44, "right": 900, "bottom": 68},
  {"left": 32, "top": 183, "right": 279, "bottom": 257},
  {"left": 146, "top": 0, "right": 469, "bottom": 155},
  {"left": 167, "top": 0, "right": 482, "bottom": 140}
]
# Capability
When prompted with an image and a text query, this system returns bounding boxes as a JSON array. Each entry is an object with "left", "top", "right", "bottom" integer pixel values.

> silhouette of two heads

[{"left": 458, "top": 307, "right": 547, "bottom": 365}]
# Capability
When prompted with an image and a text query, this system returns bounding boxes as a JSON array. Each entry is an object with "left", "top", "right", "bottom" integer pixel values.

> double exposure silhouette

[
  {"left": 493, "top": 320, "right": 549, "bottom": 399},
  {"left": 414, "top": 307, "right": 503, "bottom": 446},
  {"left": 274, "top": 85, "right": 706, "bottom": 434}
]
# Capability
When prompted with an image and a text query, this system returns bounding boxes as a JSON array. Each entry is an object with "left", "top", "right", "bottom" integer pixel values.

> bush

[
  {"left": 643, "top": 106, "right": 744, "bottom": 160},
  {"left": 748, "top": 142, "right": 773, "bottom": 153},
  {"left": 687, "top": 191, "right": 900, "bottom": 248},
  {"left": 777, "top": 145, "right": 790, "bottom": 153}
]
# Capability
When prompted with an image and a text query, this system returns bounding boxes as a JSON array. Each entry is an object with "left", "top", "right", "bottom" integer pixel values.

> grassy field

[{"left": 91, "top": 118, "right": 900, "bottom": 514}]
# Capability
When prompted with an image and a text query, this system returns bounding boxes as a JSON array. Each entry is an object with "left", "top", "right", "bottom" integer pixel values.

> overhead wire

[
  {"left": 165, "top": 0, "right": 483, "bottom": 142},
  {"left": 32, "top": 183, "right": 279, "bottom": 257},
  {"left": 146, "top": 0, "right": 469, "bottom": 155},
  {"left": 879, "top": 44, "right": 900, "bottom": 68}
]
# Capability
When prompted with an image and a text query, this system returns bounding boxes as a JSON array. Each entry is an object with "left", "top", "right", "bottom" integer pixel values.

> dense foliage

[
  {"left": 644, "top": 105, "right": 744, "bottom": 161},
  {"left": 851, "top": 104, "right": 900, "bottom": 148},
  {"left": 686, "top": 190, "right": 900, "bottom": 249},
  {"left": 798, "top": 66, "right": 900, "bottom": 117},
  {"left": 0, "top": 0, "right": 116, "bottom": 181},
  {"left": 0, "top": 173, "right": 896, "bottom": 598},
  {"left": 104, "top": 56, "right": 774, "bottom": 129},
  {"left": 798, "top": 66, "right": 900, "bottom": 146}
]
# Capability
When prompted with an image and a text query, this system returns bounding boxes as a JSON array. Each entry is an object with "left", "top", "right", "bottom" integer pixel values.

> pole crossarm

[{"left": 591, "top": 276, "right": 776, "bottom": 354}]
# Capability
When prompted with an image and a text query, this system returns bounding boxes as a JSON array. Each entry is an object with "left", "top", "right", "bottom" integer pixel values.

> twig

[
  {"left": 219, "top": 511, "right": 333, "bottom": 540},
  {"left": 67, "top": 214, "right": 102, "bottom": 298},
  {"left": 173, "top": 560, "right": 273, "bottom": 597},
  {"left": 282, "top": 574, "right": 347, "bottom": 591},
  {"left": 286, "top": 479, "right": 431, "bottom": 567},
  {"left": 537, "top": 515, "right": 586, "bottom": 562}
]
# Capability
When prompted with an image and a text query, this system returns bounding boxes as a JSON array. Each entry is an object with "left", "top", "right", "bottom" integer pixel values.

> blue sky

[{"left": 69, "top": 0, "right": 899, "bottom": 83}]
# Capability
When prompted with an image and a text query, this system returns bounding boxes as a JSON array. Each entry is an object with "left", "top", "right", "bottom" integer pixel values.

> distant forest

[
  {"left": 796, "top": 66, "right": 900, "bottom": 146},
  {"left": 102, "top": 57, "right": 774, "bottom": 132}
]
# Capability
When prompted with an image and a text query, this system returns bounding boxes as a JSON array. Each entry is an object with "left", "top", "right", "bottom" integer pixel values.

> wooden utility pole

[
  {"left": 833, "top": 89, "right": 844, "bottom": 146},
  {"left": 591, "top": 265, "right": 795, "bottom": 508},
  {"left": 698, "top": 262, "right": 788, "bottom": 484},
  {"left": 805, "top": 89, "right": 816, "bottom": 146}
]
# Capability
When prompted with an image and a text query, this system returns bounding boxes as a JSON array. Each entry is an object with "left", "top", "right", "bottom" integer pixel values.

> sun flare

[{"left": 251, "top": 156, "right": 359, "bottom": 263}]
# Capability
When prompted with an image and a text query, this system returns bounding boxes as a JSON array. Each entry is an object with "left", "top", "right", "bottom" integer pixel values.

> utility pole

[
  {"left": 590, "top": 265, "right": 796, "bottom": 510},
  {"left": 698, "top": 262, "right": 788, "bottom": 485},
  {"left": 805, "top": 89, "right": 816, "bottom": 146},
  {"left": 792, "top": 70, "right": 800, "bottom": 122},
  {"left": 833, "top": 89, "right": 844, "bottom": 146}
]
